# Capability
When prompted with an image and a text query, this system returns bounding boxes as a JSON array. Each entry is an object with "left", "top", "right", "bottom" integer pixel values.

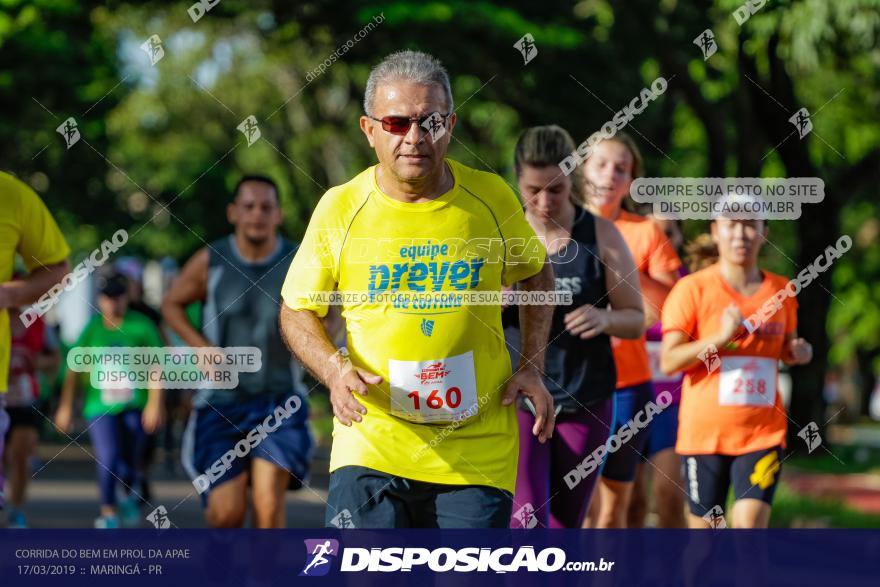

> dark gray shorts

[{"left": 325, "top": 465, "right": 512, "bottom": 529}]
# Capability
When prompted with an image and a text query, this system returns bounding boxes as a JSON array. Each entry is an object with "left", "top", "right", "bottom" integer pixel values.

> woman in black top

[{"left": 506, "top": 125, "right": 644, "bottom": 528}]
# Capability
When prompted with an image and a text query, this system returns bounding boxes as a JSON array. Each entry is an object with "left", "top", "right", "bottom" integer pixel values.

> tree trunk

[
  {"left": 857, "top": 349, "right": 879, "bottom": 418},
  {"left": 758, "top": 35, "right": 835, "bottom": 448}
]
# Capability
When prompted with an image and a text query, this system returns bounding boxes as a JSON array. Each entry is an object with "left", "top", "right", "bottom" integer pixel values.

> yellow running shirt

[
  {"left": 281, "top": 159, "right": 546, "bottom": 493},
  {"left": 0, "top": 172, "right": 70, "bottom": 392}
]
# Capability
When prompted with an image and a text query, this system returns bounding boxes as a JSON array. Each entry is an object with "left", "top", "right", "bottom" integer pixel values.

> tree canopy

[{"left": 3, "top": 0, "right": 880, "bottom": 429}]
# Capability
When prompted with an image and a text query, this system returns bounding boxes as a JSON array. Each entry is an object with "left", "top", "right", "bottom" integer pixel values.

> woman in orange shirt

[
  {"left": 581, "top": 135, "right": 683, "bottom": 528},
  {"left": 660, "top": 215, "right": 812, "bottom": 528}
]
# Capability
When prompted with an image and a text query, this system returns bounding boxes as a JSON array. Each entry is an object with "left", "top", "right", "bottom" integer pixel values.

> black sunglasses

[{"left": 367, "top": 111, "right": 451, "bottom": 135}]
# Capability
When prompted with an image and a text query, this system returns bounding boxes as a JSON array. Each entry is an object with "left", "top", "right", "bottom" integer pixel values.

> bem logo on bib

[
  {"left": 419, "top": 362, "right": 450, "bottom": 384},
  {"left": 739, "top": 359, "right": 761, "bottom": 373}
]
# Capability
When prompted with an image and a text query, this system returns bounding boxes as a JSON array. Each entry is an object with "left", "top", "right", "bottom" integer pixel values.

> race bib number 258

[
  {"left": 718, "top": 356, "right": 777, "bottom": 407},
  {"left": 389, "top": 351, "right": 478, "bottom": 424}
]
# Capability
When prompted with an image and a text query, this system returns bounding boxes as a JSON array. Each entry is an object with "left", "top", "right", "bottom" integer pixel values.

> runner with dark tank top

[
  {"left": 505, "top": 211, "right": 616, "bottom": 408},
  {"left": 162, "top": 176, "right": 312, "bottom": 528},
  {"left": 507, "top": 126, "right": 645, "bottom": 528},
  {"left": 194, "top": 235, "right": 304, "bottom": 406}
]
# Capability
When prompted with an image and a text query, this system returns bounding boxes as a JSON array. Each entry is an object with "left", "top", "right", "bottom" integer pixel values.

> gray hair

[{"left": 363, "top": 50, "right": 454, "bottom": 116}]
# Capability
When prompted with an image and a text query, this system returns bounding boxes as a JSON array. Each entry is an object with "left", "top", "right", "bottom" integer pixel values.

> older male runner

[{"left": 280, "top": 50, "right": 555, "bottom": 528}]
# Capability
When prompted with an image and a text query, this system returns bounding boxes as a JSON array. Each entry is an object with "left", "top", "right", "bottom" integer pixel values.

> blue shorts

[
  {"left": 647, "top": 402, "right": 680, "bottom": 458},
  {"left": 182, "top": 393, "right": 312, "bottom": 504},
  {"left": 600, "top": 382, "right": 654, "bottom": 482}
]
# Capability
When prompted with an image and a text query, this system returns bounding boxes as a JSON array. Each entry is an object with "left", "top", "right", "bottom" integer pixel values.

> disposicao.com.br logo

[
  {"left": 300, "top": 539, "right": 340, "bottom": 577},
  {"left": 299, "top": 539, "right": 614, "bottom": 575}
]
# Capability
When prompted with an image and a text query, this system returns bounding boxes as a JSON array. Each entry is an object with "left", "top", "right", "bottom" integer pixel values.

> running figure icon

[{"left": 300, "top": 539, "right": 339, "bottom": 577}]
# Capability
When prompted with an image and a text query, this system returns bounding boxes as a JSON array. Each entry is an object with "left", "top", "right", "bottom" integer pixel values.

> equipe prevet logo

[{"left": 300, "top": 539, "right": 340, "bottom": 577}]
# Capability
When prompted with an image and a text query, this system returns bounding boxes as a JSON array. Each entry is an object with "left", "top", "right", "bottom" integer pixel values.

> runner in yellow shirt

[
  {"left": 280, "top": 50, "right": 556, "bottom": 528},
  {"left": 0, "top": 172, "right": 70, "bottom": 511}
]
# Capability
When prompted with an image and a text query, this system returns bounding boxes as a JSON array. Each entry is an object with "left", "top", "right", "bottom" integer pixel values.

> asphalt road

[{"left": 10, "top": 442, "right": 329, "bottom": 529}]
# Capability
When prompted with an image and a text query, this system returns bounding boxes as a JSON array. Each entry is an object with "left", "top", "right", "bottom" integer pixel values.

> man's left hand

[{"left": 502, "top": 367, "right": 555, "bottom": 443}]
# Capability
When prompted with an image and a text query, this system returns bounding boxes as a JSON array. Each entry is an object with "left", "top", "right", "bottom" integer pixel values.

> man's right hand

[{"left": 330, "top": 367, "right": 383, "bottom": 426}]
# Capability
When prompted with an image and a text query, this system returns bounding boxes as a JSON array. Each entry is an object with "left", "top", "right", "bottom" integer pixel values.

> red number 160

[{"left": 408, "top": 387, "right": 462, "bottom": 410}]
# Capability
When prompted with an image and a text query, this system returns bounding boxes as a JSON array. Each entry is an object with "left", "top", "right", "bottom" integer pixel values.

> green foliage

[
  {"left": 2, "top": 0, "right": 878, "bottom": 376},
  {"left": 771, "top": 482, "right": 880, "bottom": 528}
]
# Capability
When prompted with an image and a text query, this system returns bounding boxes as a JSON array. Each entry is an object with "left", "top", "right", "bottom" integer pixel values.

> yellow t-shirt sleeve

[
  {"left": 280, "top": 192, "right": 343, "bottom": 317},
  {"left": 17, "top": 183, "right": 70, "bottom": 269},
  {"left": 492, "top": 178, "right": 545, "bottom": 286}
]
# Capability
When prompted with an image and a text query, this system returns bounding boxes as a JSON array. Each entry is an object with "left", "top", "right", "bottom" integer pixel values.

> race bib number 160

[{"left": 389, "top": 351, "right": 478, "bottom": 424}]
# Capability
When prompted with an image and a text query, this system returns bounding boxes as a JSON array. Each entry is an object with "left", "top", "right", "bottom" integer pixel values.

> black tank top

[
  {"left": 503, "top": 209, "right": 616, "bottom": 412},
  {"left": 195, "top": 236, "right": 306, "bottom": 406}
]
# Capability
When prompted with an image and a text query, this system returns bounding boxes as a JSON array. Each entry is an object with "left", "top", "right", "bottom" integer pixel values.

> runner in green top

[
  {"left": 55, "top": 273, "right": 164, "bottom": 528},
  {"left": 71, "top": 310, "right": 162, "bottom": 419}
]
